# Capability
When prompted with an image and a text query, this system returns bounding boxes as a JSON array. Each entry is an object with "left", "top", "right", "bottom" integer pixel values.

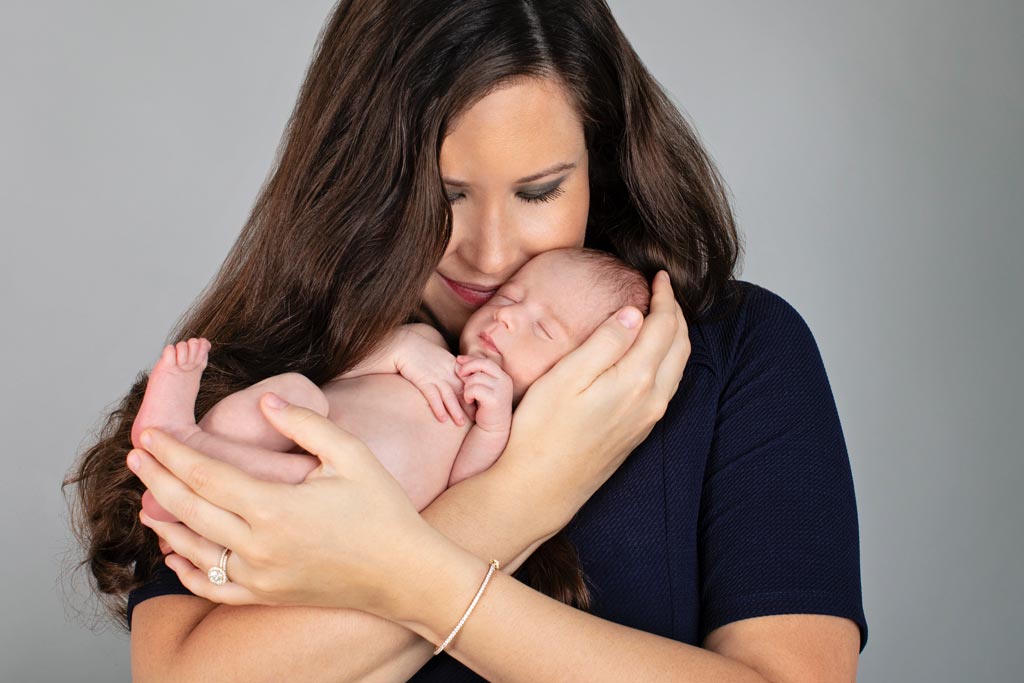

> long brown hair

[{"left": 63, "top": 0, "right": 744, "bottom": 631}]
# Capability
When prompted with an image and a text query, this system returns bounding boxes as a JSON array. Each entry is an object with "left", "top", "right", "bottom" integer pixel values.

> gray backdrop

[{"left": 2, "top": 1, "right": 1020, "bottom": 681}]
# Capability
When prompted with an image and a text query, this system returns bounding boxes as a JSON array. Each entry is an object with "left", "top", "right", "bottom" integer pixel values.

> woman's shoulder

[
  {"left": 660, "top": 279, "right": 829, "bottom": 432},
  {"left": 689, "top": 278, "right": 823, "bottom": 383}
]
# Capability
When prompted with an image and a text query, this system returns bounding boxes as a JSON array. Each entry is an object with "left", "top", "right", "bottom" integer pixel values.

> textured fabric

[{"left": 126, "top": 280, "right": 868, "bottom": 680}]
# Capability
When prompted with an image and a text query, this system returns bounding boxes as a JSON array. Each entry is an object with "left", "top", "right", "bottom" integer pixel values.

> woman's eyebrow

[{"left": 443, "top": 161, "right": 576, "bottom": 187}]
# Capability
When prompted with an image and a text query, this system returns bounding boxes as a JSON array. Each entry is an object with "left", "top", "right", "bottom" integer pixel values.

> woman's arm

[
  {"left": 391, "top": 542, "right": 785, "bottom": 683},
  {"left": 131, "top": 272, "right": 689, "bottom": 683},
  {"left": 132, "top": 464, "right": 548, "bottom": 683}
]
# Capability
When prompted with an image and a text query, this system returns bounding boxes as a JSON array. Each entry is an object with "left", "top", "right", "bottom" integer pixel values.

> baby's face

[{"left": 459, "top": 254, "right": 604, "bottom": 403}]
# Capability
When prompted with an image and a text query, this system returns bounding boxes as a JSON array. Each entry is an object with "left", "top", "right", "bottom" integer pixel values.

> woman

[{"left": 65, "top": 1, "right": 867, "bottom": 681}]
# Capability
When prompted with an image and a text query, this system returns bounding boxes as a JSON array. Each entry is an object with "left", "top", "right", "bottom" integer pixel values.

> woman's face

[{"left": 422, "top": 76, "right": 590, "bottom": 339}]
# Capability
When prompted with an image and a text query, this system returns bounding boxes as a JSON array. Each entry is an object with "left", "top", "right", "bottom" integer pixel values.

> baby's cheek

[{"left": 508, "top": 360, "right": 543, "bottom": 401}]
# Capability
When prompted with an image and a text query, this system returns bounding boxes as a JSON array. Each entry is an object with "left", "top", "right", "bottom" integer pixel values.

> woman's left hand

[{"left": 127, "top": 392, "right": 445, "bottom": 619}]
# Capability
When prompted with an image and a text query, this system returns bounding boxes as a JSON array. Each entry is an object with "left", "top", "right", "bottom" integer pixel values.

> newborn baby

[{"left": 133, "top": 247, "right": 650, "bottom": 522}]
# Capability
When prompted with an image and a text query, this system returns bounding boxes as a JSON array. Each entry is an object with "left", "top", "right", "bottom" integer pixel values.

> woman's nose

[{"left": 455, "top": 207, "right": 523, "bottom": 277}]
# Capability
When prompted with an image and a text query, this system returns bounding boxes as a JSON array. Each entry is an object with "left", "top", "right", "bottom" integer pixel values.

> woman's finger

[
  {"left": 162, "top": 552, "right": 263, "bottom": 607},
  {"left": 612, "top": 271, "right": 679, "bottom": 395},
  {"left": 544, "top": 303, "right": 644, "bottom": 395},
  {"left": 128, "top": 447, "right": 248, "bottom": 553},
  {"left": 257, "top": 393, "right": 386, "bottom": 481},
  {"left": 134, "top": 429, "right": 278, "bottom": 520},
  {"left": 652, "top": 294, "right": 691, "bottom": 403},
  {"left": 140, "top": 507, "right": 266, "bottom": 606},
  {"left": 140, "top": 509, "right": 228, "bottom": 570},
  {"left": 128, "top": 433, "right": 261, "bottom": 549},
  {"left": 141, "top": 488, "right": 179, "bottom": 523}
]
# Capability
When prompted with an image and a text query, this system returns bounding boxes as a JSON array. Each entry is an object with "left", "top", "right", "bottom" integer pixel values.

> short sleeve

[
  {"left": 698, "top": 286, "right": 868, "bottom": 652},
  {"left": 126, "top": 561, "right": 195, "bottom": 630}
]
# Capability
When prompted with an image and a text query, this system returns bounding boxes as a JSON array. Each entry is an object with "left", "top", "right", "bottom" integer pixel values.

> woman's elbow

[{"left": 129, "top": 595, "right": 218, "bottom": 683}]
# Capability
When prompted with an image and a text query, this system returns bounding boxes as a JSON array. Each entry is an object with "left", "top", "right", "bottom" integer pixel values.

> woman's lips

[{"left": 440, "top": 274, "right": 498, "bottom": 306}]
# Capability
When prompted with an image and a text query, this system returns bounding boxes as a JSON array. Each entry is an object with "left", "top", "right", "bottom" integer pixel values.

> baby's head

[{"left": 458, "top": 247, "right": 651, "bottom": 405}]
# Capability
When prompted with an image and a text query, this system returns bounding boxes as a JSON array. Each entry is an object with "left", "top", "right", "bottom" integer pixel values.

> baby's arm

[
  {"left": 331, "top": 323, "right": 471, "bottom": 424},
  {"left": 447, "top": 356, "right": 513, "bottom": 487},
  {"left": 336, "top": 323, "right": 447, "bottom": 378}
]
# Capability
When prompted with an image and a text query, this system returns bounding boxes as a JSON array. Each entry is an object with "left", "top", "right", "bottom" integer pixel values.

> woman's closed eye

[
  {"left": 518, "top": 186, "right": 565, "bottom": 204},
  {"left": 446, "top": 185, "right": 566, "bottom": 205}
]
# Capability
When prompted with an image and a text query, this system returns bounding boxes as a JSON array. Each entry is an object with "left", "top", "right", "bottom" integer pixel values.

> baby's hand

[
  {"left": 395, "top": 333, "right": 471, "bottom": 425},
  {"left": 455, "top": 355, "right": 513, "bottom": 433}
]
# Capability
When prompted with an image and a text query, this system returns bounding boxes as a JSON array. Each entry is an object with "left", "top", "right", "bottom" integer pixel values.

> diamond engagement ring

[{"left": 207, "top": 547, "right": 231, "bottom": 585}]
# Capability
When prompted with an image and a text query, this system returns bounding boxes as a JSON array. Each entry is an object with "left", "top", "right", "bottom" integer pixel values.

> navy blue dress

[{"left": 127, "top": 280, "right": 868, "bottom": 680}]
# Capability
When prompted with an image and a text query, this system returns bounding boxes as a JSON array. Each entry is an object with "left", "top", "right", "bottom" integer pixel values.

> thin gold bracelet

[{"left": 433, "top": 558, "right": 501, "bottom": 655}]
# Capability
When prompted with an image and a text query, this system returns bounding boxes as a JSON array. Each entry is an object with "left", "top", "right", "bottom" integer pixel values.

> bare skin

[
  {"left": 132, "top": 249, "right": 626, "bottom": 523},
  {"left": 128, "top": 75, "right": 858, "bottom": 683}
]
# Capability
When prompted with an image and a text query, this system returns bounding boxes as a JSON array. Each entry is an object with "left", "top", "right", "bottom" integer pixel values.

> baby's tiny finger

[
  {"left": 456, "top": 358, "right": 500, "bottom": 378},
  {"left": 439, "top": 384, "right": 466, "bottom": 426},
  {"left": 425, "top": 385, "right": 448, "bottom": 422}
]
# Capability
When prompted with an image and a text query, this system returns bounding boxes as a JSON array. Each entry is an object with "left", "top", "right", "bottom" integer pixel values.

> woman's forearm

[
  {"left": 392, "top": 544, "right": 774, "bottom": 683},
  {"left": 151, "top": 465, "right": 546, "bottom": 683}
]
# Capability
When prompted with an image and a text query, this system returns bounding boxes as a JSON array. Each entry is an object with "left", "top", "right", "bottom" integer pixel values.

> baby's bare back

[{"left": 319, "top": 373, "right": 472, "bottom": 510}]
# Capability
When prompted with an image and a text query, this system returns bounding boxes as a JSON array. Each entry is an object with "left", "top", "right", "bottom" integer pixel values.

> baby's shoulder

[{"left": 401, "top": 322, "right": 449, "bottom": 349}]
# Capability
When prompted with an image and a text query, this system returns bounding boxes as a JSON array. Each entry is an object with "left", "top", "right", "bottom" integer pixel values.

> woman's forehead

[{"left": 439, "top": 79, "right": 585, "bottom": 185}]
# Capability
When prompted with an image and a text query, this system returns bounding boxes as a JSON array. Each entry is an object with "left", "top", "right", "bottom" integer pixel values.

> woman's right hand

[{"left": 491, "top": 270, "right": 690, "bottom": 534}]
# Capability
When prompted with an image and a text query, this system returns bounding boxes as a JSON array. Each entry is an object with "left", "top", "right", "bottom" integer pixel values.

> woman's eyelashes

[
  {"left": 445, "top": 185, "right": 565, "bottom": 205},
  {"left": 519, "top": 186, "right": 565, "bottom": 204}
]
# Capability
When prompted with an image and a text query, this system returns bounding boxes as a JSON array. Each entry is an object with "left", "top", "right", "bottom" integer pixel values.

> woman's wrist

[
  {"left": 483, "top": 456, "right": 576, "bottom": 539},
  {"left": 386, "top": 526, "right": 495, "bottom": 645}
]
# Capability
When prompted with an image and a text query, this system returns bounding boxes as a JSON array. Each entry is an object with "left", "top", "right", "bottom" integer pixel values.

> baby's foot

[{"left": 131, "top": 338, "right": 211, "bottom": 449}]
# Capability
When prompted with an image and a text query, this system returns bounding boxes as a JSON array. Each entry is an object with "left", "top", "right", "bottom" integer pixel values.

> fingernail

[
  {"left": 616, "top": 308, "right": 641, "bottom": 328},
  {"left": 127, "top": 450, "right": 142, "bottom": 471},
  {"left": 263, "top": 392, "right": 288, "bottom": 410},
  {"left": 139, "top": 430, "right": 154, "bottom": 448}
]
